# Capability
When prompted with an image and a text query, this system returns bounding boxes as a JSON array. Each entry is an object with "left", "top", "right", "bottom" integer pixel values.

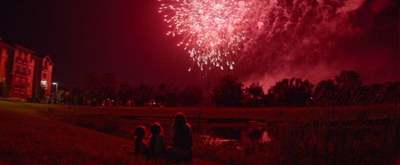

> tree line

[
  {"left": 56, "top": 71, "right": 400, "bottom": 107},
  {"left": 57, "top": 73, "right": 203, "bottom": 107}
]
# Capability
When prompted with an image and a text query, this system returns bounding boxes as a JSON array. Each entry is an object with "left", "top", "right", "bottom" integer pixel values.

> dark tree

[
  {"left": 244, "top": 83, "right": 265, "bottom": 107},
  {"left": 268, "top": 78, "right": 313, "bottom": 106},
  {"left": 80, "top": 73, "right": 119, "bottom": 106},
  {"left": 382, "top": 81, "right": 400, "bottom": 104},
  {"left": 98, "top": 73, "right": 119, "bottom": 106},
  {"left": 70, "top": 87, "right": 85, "bottom": 105},
  {"left": 356, "top": 83, "right": 385, "bottom": 104},
  {"left": 31, "top": 86, "right": 47, "bottom": 103},
  {"left": 211, "top": 75, "right": 244, "bottom": 107},
  {"left": 117, "top": 83, "right": 133, "bottom": 106},
  {"left": 133, "top": 84, "right": 153, "bottom": 106},
  {"left": 155, "top": 83, "right": 168, "bottom": 106},
  {"left": 179, "top": 86, "right": 203, "bottom": 107},
  {"left": 57, "top": 87, "right": 68, "bottom": 104},
  {"left": 155, "top": 84, "right": 165, "bottom": 104},
  {"left": 0, "top": 82, "right": 6, "bottom": 97},
  {"left": 313, "top": 80, "right": 337, "bottom": 106},
  {"left": 81, "top": 73, "right": 100, "bottom": 105},
  {"left": 164, "top": 89, "right": 178, "bottom": 107},
  {"left": 335, "top": 70, "right": 362, "bottom": 89},
  {"left": 154, "top": 84, "right": 178, "bottom": 107},
  {"left": 335, "top": 70, "right": 363, "bottom": 105}
]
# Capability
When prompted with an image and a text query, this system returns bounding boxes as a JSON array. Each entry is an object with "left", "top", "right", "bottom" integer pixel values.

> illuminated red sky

[{"left": 0, "top": 0, "right": 398, "bottom": 87}]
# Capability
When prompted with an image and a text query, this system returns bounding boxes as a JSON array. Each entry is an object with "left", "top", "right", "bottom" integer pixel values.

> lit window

[{"left": 41, "top": 80, "right": 48, "bottom": 89}]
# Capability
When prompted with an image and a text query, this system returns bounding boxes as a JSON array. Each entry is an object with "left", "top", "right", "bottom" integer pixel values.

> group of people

[{"left": 134, "top": 112, "right": 193, "bottom": 162}]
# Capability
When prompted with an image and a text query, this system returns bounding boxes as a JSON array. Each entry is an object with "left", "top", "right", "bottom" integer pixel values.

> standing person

[
  {"left": 147, "top": 122, "right": 166, "bottom": 159},
  {"left": 170, "top": 112, "right": 193, "bottom": 162}
]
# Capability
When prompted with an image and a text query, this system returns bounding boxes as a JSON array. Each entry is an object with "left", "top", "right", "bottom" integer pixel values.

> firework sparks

[
  {"left": 158, "top": 0, "right": 364, "bottom": 73},
  {"left": 158, "top": 0, "right": 267, "bottom": 71}
]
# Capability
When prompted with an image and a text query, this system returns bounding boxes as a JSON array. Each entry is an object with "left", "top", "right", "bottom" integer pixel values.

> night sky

[
  {"left": 0, "top": 0, "right": 398, "bottom": 88},
  {"left": 0, "top": 0, "right": 201, "bottom": 86}
]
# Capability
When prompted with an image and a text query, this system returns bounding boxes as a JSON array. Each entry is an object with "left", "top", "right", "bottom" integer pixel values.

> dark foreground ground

[
  {"left": 0, "top": 101, "right": 219, "bottom": 165},
  {"left": 0, "top": 101, "right": 399, "bottom": 164}
]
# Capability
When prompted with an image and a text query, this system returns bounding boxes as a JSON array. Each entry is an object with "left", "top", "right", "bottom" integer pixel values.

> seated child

[
  {"left": 147, "top": 122, "right": 166, "bottom": 159},
  {"left": 134, "top": 125, "right": 148, "bottom": 154}
]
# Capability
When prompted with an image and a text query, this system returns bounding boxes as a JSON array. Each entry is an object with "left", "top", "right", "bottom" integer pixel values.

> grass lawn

[
  {"left": 0, "top": 101, "right": 399, "bottom": 164},
  {"left": 0, "top": 101, "right": 219, "bottom": 164}
]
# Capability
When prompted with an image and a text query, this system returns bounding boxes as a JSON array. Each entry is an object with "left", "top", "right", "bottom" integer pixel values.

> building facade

[
  {"left": 33, "top": 55, "right": 54, "bottom": 100},
  {"left": 0, "top": 41, "right": 10, "bottom": 96},
  {"left": 9, "top": 45, "right": 36, "bottom": 98},
  {"left": 0, "top": 38, "right": 54, "bottom": 101}
]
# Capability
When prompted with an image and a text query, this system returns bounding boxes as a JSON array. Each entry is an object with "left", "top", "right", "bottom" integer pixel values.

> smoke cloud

[{"left": 235, "top": 0, "right": 399, "bottom": 89}]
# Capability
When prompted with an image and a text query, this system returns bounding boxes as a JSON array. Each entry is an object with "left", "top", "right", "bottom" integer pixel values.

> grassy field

[
  {"left": 0, "top": 101, "right": 218, "bottom": 165},
  {"left": 0, "top": 101, "right": 399, "bottom": 164}
]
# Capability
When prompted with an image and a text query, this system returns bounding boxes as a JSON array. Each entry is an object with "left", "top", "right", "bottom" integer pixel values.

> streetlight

[{"left": 52, "top": 82, "right": 58, "bottom": 104}]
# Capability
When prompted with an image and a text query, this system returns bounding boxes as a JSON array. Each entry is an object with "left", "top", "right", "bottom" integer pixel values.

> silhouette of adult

[{"left": 170, "top": 112, "right": 193, "bottom": 162}]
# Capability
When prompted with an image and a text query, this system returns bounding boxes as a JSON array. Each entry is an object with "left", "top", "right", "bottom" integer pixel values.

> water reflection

[{"left": 202, "top": 128, "right": 272, "bottom": 147}]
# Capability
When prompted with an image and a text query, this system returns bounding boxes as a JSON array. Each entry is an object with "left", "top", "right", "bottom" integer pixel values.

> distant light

[
  {"left": 41, "top": 80, "right": 47, "bottom": 86},
  {"left": 52, "top": 82, "right": 58, "bottom": 85}
]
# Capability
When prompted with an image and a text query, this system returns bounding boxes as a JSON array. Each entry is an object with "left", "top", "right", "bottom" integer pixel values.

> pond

[{"left": 204, "top": 127, "right": 272, "bottom": 146}]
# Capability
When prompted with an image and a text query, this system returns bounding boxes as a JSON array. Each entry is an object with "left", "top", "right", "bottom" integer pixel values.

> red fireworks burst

[{"left": 158, "top": 0, "right": 267, "bottom": 71}]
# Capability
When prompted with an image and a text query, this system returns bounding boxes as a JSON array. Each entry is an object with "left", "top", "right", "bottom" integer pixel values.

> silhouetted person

[
  {"left": 170, "top": 112, "right": 193, "bottom": 162},
  {"left": 134, "top": 126, "right": 147, "bottom": 154},
  {"left": 147, "top": 122, "right": 166, "bottom": 159}
]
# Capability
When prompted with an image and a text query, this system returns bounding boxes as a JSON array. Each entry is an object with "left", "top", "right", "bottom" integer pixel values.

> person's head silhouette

[
  {"left": 135, "top": 125, "right": 146, "bottom": 139},
  {"left": 174, "top": 112, "right": 187, "bottom": 128},
  {"left": 150, "top": 122, "right": 162, "bottom": 136}
]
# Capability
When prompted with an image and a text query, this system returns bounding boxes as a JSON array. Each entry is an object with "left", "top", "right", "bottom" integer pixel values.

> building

[
  {"left": 0, "top": 40, "right": 10, "bottom": 96},
  {"left": 8, "top": 45, "right": 36, "bottom": 99},
  {"left": 34, "top": 55, "right": 54, "bottom": 99},
  {"left": 0, "top": 38, "right": 54, "bottom": 101}
]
